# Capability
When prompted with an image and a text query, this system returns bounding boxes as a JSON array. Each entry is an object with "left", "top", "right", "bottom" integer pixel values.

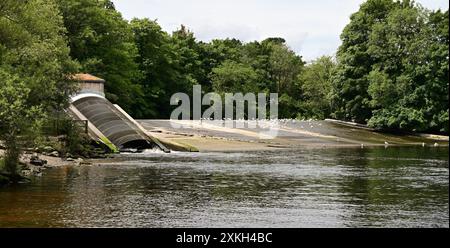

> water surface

[{"left": 0, "top": 147, "right": 448, "bottom": 227}]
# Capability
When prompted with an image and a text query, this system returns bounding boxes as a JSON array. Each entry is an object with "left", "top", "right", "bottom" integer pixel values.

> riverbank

[
  {"left": 0, "top": 149, "right": 94, "bottom": 186},
  {"left": 1, "top": 119, "right": 448, "bottom": 185}
]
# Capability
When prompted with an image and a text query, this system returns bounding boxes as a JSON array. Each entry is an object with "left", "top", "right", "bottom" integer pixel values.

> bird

[
  {"left": 422, "top": 142, "right": 425, "bottom": 147},
  {"left": 384, "top": 141, "right": 389, "bottom": 146},
  {"left": 434, "top": 143, "right": 439, "bottom": 147},
  {"left": 361, "top": 144, "right": 364, "bottom": 148}
]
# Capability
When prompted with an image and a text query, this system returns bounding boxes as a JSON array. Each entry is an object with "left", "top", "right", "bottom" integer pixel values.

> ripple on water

[{"left": 0, "top": 147, "right": 448, "bottom": 227}]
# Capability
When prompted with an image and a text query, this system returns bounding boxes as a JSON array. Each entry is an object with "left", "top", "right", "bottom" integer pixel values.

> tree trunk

[{"left": 4, "top": 133, "right": 21, "bottom": 176}]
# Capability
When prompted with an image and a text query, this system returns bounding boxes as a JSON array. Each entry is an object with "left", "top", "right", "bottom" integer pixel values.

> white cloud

[{"left": 113, "top": 0, "right": 449, "bottom": 61}]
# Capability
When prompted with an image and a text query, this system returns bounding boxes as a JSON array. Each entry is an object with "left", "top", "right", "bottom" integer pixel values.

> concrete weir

[{"left": 66, "top": 74, "right": 169, "bottom": 153}]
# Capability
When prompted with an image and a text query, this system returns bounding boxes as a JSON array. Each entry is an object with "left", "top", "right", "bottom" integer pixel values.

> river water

[{"left": 0, "top": 147, "right": 448, "bottom": 227}]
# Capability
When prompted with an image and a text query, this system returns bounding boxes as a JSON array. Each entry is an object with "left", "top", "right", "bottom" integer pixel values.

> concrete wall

[{"left": 80, "top": 82, "right": 104, "bottom": 95}]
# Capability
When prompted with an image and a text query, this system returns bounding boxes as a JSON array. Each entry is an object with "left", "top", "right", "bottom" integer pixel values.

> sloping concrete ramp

[{"left": 69, "top": 95, "right": 169, "bottom": 153}]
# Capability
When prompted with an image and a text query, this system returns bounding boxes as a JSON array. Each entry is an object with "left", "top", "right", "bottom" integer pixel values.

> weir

[{"left": 66, "top": 74, "right": 169, "bottom": 153}]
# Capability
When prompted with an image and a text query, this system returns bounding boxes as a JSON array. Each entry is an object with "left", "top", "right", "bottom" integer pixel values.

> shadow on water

[
  {"left": 333, "top": 147, "right": 449, "bottom": 227},
  {"left": 0, "top": 147, "right": 448, "bottom": 227}
]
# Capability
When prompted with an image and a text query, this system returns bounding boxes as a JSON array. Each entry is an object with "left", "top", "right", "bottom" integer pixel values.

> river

[{"left": 0, "top": 146, "right": 448, "bottom": 227}]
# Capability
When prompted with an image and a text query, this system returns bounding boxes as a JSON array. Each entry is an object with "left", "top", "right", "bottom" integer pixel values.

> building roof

[{"left": 72, "top": 73, "right": 105, "bottom": 83}]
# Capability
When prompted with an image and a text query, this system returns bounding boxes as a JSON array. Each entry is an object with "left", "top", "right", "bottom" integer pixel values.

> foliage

[
  {"left": 267, "top": 42, "right": 304, "bottom": 95},
  {"left": 0, "top": 0, "right": 448, "bottom": 175},
  {"left": 211, "top": 60, "right": 259, "bottom": 94},
  {"left": 0, "top": 0, "right": 79, "bottom": 112},
  {"left": 330, "top": 0, "right": 397, "bottom": 123},
  {"left": 331, "top": 0, "right": 448, "bottom": 133},
  {"left": 0, "top": 70, "right": 44, "bottom": 175},
  {"left": 129, "top": 18, "right": 177, "bottom": 118},
  {"left": 56, "top": 0, "right": 142, "bottom": 113},
  {"left": 366, "top": 6, "right": 448, "bottom": 132},
  {"left": 59, "top": 118, "right": 91, "bottom": 157},
  {"left": 299, "top": 56, "right": 336, "bottom": 119},
  {"left": 0, "top": 0, "right": 77, "bottom": 175}
]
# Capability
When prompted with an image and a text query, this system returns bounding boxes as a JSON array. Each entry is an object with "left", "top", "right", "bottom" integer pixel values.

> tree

[
  {"left": 211, "top": 60, "right": 259, "bottom": 94},
  {"left": 426, "top": 10, "right": 449, "bottom": 133},
  {"left": 0, "top": 71, "right": 44, "bottom": 176},
  {"left": 130, "top": 18, "right": 180, "bottom": 118},
  {"left": 1, "top": 0, "right": 78, "bottom": 177},
  {"left": 171, "top": 25, "right": 205, "bottom": 93},
  {"left": 199, "top": 38, "right": 243, "bottom": 91},
  {"left": 56, "top": 0, "right": 142, "bottom": 114},
  {"left": 241, "top": 41, "right": 272, "bottom": 91},
  {"left": 241, "top": 38, "right": 304, "bottom": 95},
  {"left": 366, "top": 5, "right": 449, "bottom": 133},
  {"left": 330, "top": 0, "right": 448, "bottom": 133},
  {"left": 299, "top": 56, "right": 336, "bottom": 119},
  {"left": 1, "top": 0, "right": 79, "bottom": 112},
  {"left": 265, "top": 40, "right": 304, "bottom": 119},
  {"left": 268, "top": 42, "right": 304, "bottom": 95},
  {"left": 210, "top": 60, "right": 260, "bottom": 119},
  {"left": 330, "top": 0, "right": 397, "bottom": 123}
]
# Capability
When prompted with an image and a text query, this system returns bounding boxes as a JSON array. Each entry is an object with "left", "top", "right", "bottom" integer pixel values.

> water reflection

[{"left": 0, "top": 147, "right": 448, "bottom": 227}]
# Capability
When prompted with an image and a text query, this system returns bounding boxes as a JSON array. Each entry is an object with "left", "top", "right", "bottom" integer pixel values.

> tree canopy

[
  {"left": 0, "top": 0, "right": 78, "bottom": 175},
  {"left": 56, "top": 0, "right": 142, "bottom": 111},
  {"left": 331, "top": 0, "right": 448, "bottom": 133},
  {"left": 1, "top": 0, "right": 448, "bottom": 138}
]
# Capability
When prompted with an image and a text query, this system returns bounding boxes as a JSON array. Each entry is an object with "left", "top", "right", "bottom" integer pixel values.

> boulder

[
  {"left": 43, "top": 146, "right": 54, "bottom": 153},
  {"left": 29, "top": 156, "right": 47, "bottom": 166},
  {"left": 49, "top": 151, "right": 59, "bottom": 157},
  {"left": 21, "top": 170, "right": 32, "bottom": 177}
]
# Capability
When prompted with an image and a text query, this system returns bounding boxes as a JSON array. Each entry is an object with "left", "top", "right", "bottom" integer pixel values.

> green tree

[
  {"left": 241, "top": 38, "right": 304, "bottom": 95},
  {"left": 56, "top": 0, "right": 142, "bottom": 114},
  {"left": 330, "top": 0, "right": 448, "bottom": 133},
  {"left": 199, "top": 38, "right": 243, "bottom": 91},
  {"left": 426, "top": 10, "right": 449, "bottom": 133},
  {"left": 130, "top": 18, "right": 180, "bottom": 118},
  {"left": 366, "top": 5, "right": 449, "bottom": 133},
  {"left": 241, "top": 41, "right": 272, "bottom": 91},
  {"left": 299, "top": 56, "right": 336, "bottom": 119},
  {"left": 266, "top": 40, "right": 304, "bottom": 118},
  {"left": 268, "top": 43, "right": 303, "bottom": 95},
  {"left": 0, "top": 71, "right": 44, "bottom": 177},
  {"left": 211, "top": 60, "right": 259, "bottom": 94},
  {"left": 241, "top": 38, "right": 304, "bottom": 118},
  {"left": 210, "top": 60, "right": 260, "bottom": 119},
  {"left": 1, "top": 0, "right": 78, "bottom": 177},
  {"left": 331, "top": 0, "right": 397, "bottom": 123},
  {"left": 1, "top": 0, "right": 79, "bottom": 112},
  {"left": 171, "top": 25, "right": 205, "bottom": 92}
]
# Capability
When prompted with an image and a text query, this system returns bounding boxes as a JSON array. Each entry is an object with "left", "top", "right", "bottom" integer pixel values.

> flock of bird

[
  {"left": 364, "top": 141, "right": 440, "bottom": 148},
  {"left": 198, "top": 118, "right": 443, "bottom": 148}
]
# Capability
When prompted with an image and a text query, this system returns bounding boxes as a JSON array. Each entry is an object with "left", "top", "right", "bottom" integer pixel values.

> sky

[{"left": 112, "top": 0, "right": 449, "bottom": 61}]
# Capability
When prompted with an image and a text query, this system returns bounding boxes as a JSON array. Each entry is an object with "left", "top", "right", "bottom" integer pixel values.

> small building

[{"left": 72, "top": 73, "right": 105, "bottom": 97}]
